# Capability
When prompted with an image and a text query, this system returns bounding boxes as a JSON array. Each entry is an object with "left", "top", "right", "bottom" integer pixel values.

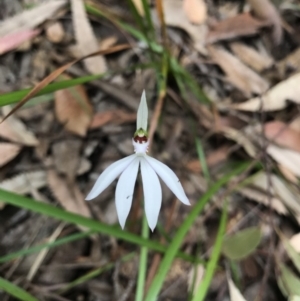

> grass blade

[
  {"left": 0, "top": 231, "right": 94, "bottom": 263},
  {"left": 0, "top": 74, "right": 105, "bottom": 107},
  {"left": 0, "top": 189, "right": 195, "bottom": 263},
  {"left": 144, "top": 162, "right": 249, "bottom": 301},
  {"left": 0, "top": 277, "right": 39, "bottom": 301},
  {"left": 191, "top": 202, "right": 227, "bottom": 301}
]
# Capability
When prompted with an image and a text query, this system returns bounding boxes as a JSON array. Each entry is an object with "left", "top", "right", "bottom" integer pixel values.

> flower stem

[{"left": 135, "top": 212, "right": 149, "bottom": 300}]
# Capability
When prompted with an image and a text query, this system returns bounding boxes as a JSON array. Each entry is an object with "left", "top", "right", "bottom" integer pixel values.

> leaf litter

[{"left": 1, "top": 0, "right": 300, "bottom": 300}]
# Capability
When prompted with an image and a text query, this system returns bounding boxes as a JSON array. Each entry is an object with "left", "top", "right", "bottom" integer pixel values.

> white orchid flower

[{"left": 86, "top": 90, "right": 190, "bottom": 230}]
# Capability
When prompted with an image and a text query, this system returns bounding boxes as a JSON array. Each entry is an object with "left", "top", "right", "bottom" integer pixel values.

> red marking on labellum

[{"left": 134, "top": 135, "right": 148, "bottom": 143}]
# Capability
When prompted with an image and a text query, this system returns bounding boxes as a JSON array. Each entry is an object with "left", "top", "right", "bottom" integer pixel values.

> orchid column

[{"left": 86, "top": 91, "right": 190, "bottom": 230}]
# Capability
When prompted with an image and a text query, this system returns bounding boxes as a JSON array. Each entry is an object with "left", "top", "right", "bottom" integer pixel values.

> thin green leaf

[
  {"left": 144, "top": 162, "right": 250, "bottom": 301},
  {"left": 279, "top": 231, "right": 300, "bottom": 274},
  {"left": 0, "top": 231, "right": 94, "bottom": 263},
  {"left": 59, "top": 252, "right": 135, "bottom": 293},
  {"left": 222, "top": 227, "right": 262, "bottom": 261},
  {"left": 191, "top": 203, "right": 227, "bottom": 301},
  {"left": 0, "top": 74, "right": 105, "bottom": 107},
  {"left": 0, "top": 189, "right": 195, "bottom": 263},
  {"left": 0, "top": 277, "right": 39, "bottom": 301},
  {"left": 278, "top": 264, "right": 300, "bottom": 297},
  {"left": 195, "top": 138, "right": 210, "bottom": 183}
]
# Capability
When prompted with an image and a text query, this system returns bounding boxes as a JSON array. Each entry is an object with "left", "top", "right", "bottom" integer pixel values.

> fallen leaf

[
  {"left": 0, "top": 110, "right": 39, "bottom": 146},
  {"left": 230, "top": 42, "right": 273, "bottom": 72},
  {"left": 247, "top": 0, "right": 282, "bottom": 44},
  {"left": 47, "top": 169, "right": 91, "bottom": 220},
  {"left": 239, "top": 186, "right": 288, "bottom": 215},
  {"left": 0, "top": 29, "right": 40, "bottom": 55},
  {"left": 183, "top": 0, "right": 207, "bottom": 24},
  {"left": 279, "top": 231, "right": 300, "bottom": 273},
  {"left": 278, "top": 264, "right": 300, "bottom": 297},
  {"left": 186, "top": 146, "right": 230, "bottom": 173},
  {"left": 290, "top": 116, "right": 300, "bottom": 132},
  {"left": 228, "top": 277, "right": 248, "bottom": 301},
  {"left": 277, "top": 48, "right": 300, "bottom": 78},
  {"left": 242, "top": 172, "right": 300, "bottom": 221},
  {"left": 163, "top": 0, "right": 208, "bottom": 55},
  {"left": 52, "top": 139, "right": 82, "bottom": 181},
  {"left": 0, "top": 171, "right": 47, "bottom": 194},
  {"left": 188, "top": 264, "right": 205, "bottom": 295},
  {"left": 267, "top": 144, "right": 300, "bottom": 178},
  {"left": 132, "top": 0, "right": 144, "bottom": 16},
  {"left": 290, "top": 233, "right": 300, "bottom": 253},
  {"left": 90, "top": 110, "right": 136, "bottom": 129},
  {"left": 208, "top": 45, "right": 269, "bottom": 97},
  {"left": 264, "top": 121, "right": 300, "bottom": 153},
  {"left": 55, "top": 83, "right": 93, "bottom": 137},
  {"left": 206, "top": 13, "right": 266, "bottom": 44},
  {"left": 0, "top": 0, "right": 66, "bottom": 36},
  {"left": 233, "top": 72, "right": 300, "bottom": 111},
  {"left": 0, "top": 143, "right": 22, "bottom": 167},
  {"left": 71, "top": 0, "right": 107, "bottom": 74},
  {"left": 278, "top": 164, "right": 298, "bottom": 184},
  {"left": 46, "top": 22, "right": 65, "bottom": 43},
  {"left": 221, "top": 127, "right": 257, "bottom": 157}
]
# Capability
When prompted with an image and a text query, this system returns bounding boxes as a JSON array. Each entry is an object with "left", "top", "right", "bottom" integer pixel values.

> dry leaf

[
  {"left": 206, "top": 13, "right": 266, "bottom": 44},
  {"left": 267, "top": 144, "right": 300, "bottom": 178},
  {"left": 277, "top": 48, "right": 300, "bottom": 78},
  {"left": 230, "top": 42, "right": 273, "bottom": 72},
  {"left": 132, "top": 0, "right": 144, "bottom": 16},
  {"left": 46, "top": 22, "right": 65, "bottom": 43},
  {"left": 290, "top": 234, "right": 300, "bottom": 253},
  {"left": 264, "top": 121, "right": 300, "bottom": 153},
  {"left": 278, "top": 164, "right": 298, "bottom": 184},
  {"left": 0, "top": 171, "right": 47, "bottom": 194},
  {"left": 163, "top": 0, "right": 208, "bottom": 55},
  {"left": 247, "top": 0, "right": 282, "bottom": 44},
  {"left": 183, "top": 0, "right": 207, "bottom": 24},
  {"left": 0, "top": 0, "right": 66, "bottom": 36},
  {"left": 0, "top": 29, "right": 40, "bottom": 55},
  {"left": 221, "top": 127, "right": 257, "bottom": 157},
  {"left": 47, "top": 169, "right": 91, "bottom": 219},
  {"left": 239, "top": 187, "right": 288, "bottom": 215},
  {"left": 188, "top": 265, "right": 205, "bottom": 295},
  {"left": 186, "top": 146, "right": 229, "bottom": 173},
  {"left": 0, "top": 111, "right": 39, "bottom": 146},
  {"left": 90, "top": 110, "right": 136, "bottom": 129},
  {"left": 0, "top": 143, "right": 22, "bottom": 167},
  {"left": 71, "top": 0, "right": 107, "bottom": 74},
  {"left": 52, "top": 140, "right": 82, "bottom": 181},
  {"left": 208, "top": 45, "right": 269, "bottom": 97},
  {"left": 55, "top": 83, "right": 93, "bottom": 137},
  {"left": 290, "top": 116, "right": 300, "bottom": 132},
  {"left": 239, "top": 172, "right": 300, "bottom": 220},
  {"left": 232, "top": 72, "right": 300, "bottom": 111},
  {"left": 228, "top": 277, "right": 248, "bottom": 301}
]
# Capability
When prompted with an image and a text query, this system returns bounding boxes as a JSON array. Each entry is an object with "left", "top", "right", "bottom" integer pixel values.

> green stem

[{"left": 135, "top": 213, "right": 149, "bottom": 300}]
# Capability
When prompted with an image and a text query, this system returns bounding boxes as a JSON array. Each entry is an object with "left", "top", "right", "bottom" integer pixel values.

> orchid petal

[
  {"left": 115, "top": 157, "right": 140, "bottom": 228},
  {"left": 86, "top": 154, "right": 136, "bottom": 200},
  {"left": 140, "top": 157, "right": 162, "bottom": 231},
  {"left": 145, "top": 155, "right": 190, "bottom": 205},
  {"left": 137, "top": 90, "right": 148, "bottom": 131}
]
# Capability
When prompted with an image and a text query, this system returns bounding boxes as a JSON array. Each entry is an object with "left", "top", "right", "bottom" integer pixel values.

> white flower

[{"left": 86, "top": 90, "right": 190, "bottom": 230}]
